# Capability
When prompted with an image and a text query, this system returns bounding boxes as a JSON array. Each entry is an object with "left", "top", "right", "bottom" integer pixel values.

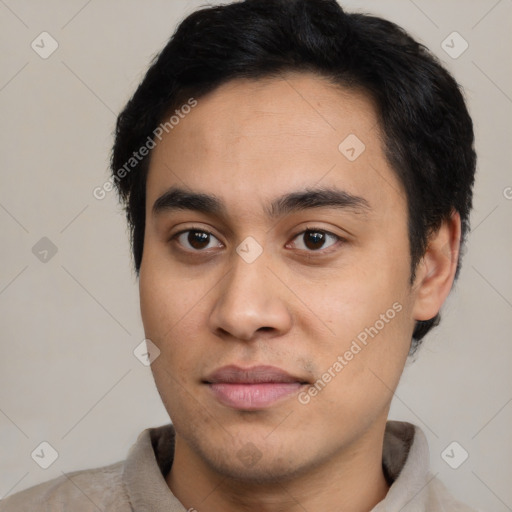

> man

[{"left": 1, "top": 0, "right": 478, "bottom": 510}]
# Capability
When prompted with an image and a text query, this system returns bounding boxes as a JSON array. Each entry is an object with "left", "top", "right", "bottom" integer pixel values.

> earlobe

[{"left": 412, "top": 211, "right": 462, "bottom": 322}]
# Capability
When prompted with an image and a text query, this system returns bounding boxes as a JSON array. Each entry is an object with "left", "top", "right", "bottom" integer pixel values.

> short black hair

[{"left": 110, "top": 0, "right": 476, "bottom": 354}]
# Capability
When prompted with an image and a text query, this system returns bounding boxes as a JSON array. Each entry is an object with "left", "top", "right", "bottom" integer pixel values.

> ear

[{"left": 412, "top": 210, "right": 462, "bottom": 322}]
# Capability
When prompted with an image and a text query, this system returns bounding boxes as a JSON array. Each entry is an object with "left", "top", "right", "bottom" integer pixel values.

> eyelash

[{"left": 170, "top": 226, "right": 344, "bottom": 255}]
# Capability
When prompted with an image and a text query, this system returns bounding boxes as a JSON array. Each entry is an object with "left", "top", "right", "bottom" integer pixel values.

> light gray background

[{"left": 0, "top": 0, "right": 511, "bottom": 510}]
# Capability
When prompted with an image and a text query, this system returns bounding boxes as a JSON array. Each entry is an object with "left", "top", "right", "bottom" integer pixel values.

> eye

[
  {"left": 171, "top": 226, "right": 342, "bottom": 254},
  {"left": 288, "top": 228, "right": 342, "bottom": 252},
  {"left": 172, "top": 229, "right": 223, "bottom": 251}
]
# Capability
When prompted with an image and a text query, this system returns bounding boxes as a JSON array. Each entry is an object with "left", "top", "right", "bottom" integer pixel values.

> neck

[{"left": 166, "top": 419, "right": 390, "bottom": 512}]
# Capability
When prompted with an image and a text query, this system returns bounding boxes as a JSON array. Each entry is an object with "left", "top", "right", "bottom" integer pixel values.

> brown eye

[
  {"left": 174, "top": 229, "right": 222, "bottom": 251},
  {"left": 290, "top": 229, "right": 340, "bottom": 252}
]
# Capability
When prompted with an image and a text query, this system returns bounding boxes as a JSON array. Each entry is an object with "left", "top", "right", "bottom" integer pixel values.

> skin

[{"left": 139, "top": 72, "right": 461, "bottom": 512}]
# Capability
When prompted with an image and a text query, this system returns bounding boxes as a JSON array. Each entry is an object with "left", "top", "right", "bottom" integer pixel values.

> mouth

[{"left": 203, "top": 365, "right": 309, "bottom": 410}]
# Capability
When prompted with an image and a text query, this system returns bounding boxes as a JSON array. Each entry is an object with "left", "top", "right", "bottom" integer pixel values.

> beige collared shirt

[{"left": 0, "top": 420, "right": 479, "bottom": 511}]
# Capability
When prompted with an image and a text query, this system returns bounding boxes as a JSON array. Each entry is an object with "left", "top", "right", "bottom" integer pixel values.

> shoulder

[
  {"left": 0, "top": 460, "right": 130, "bottom": 512},
  {"left": 426, "top": 473, "right": 483, "bottom": 512},
  {"left": 382, "top": 421, "right": 483, "bottom": 512}
]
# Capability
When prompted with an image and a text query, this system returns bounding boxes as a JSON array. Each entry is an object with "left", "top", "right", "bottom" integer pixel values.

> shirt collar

[
  {"left": 373, "top": 420, "right": 430, "bottom": 511},
  {"left": 122, "top": 420, "right": 429, "bottom": 512}
]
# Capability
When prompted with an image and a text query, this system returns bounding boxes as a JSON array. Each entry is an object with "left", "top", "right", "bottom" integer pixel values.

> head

[{"left": 110, "top": 0, "right": 475, "bottom": 484}]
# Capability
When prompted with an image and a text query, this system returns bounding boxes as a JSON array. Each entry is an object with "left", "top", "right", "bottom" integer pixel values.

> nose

[{"left": 208, "top": 248, "right": 293, "bottom": 342}]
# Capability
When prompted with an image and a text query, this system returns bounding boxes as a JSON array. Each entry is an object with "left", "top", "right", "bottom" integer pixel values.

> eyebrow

[{"left": 152, "top": 185, "right": 371, "bottom": 220}]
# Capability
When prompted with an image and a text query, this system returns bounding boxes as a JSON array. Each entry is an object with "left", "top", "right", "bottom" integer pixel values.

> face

[{"left": 139, "top": 73, "right": 419, "bottom": 482}]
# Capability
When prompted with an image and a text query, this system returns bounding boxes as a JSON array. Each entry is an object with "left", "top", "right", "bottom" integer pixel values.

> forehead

[
  {"left": 146, "top": 72, "right": 405, "bottom": 220},
  {"left": 165, "top": 73, "right": 379, "bottom": 154}
]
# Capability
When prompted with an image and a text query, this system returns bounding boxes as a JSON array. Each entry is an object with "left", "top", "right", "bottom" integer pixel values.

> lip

[{"left": 204, "top": 365, "right": 308, "bottom": 410}]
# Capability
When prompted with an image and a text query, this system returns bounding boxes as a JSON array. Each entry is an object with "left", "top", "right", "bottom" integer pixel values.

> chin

[
  {"left": 205, "top": 447, "right": 314, "bottom": 485},
  {"left": 182, "top": 427, "right": 329, "bottom": 486}
]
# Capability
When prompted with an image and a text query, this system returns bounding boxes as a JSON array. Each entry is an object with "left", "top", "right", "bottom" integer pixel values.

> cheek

[
  {"left": 298, "top": 302, "right": 411, "bottom": 437},
  {"left": 139, "top": 263, "right": 208, "bottom": 420},
  {"left": 305, "top": 255, "right": 412, "bottom": 400},
  {"left": 139, "top": 247, "right": 201, "bottom": 339},
  {"left": 315, "top": 256, "right": 409, "bottom": 341},
  {"left": 139, "top": 255, "right": 211, "bottom": 373}
]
